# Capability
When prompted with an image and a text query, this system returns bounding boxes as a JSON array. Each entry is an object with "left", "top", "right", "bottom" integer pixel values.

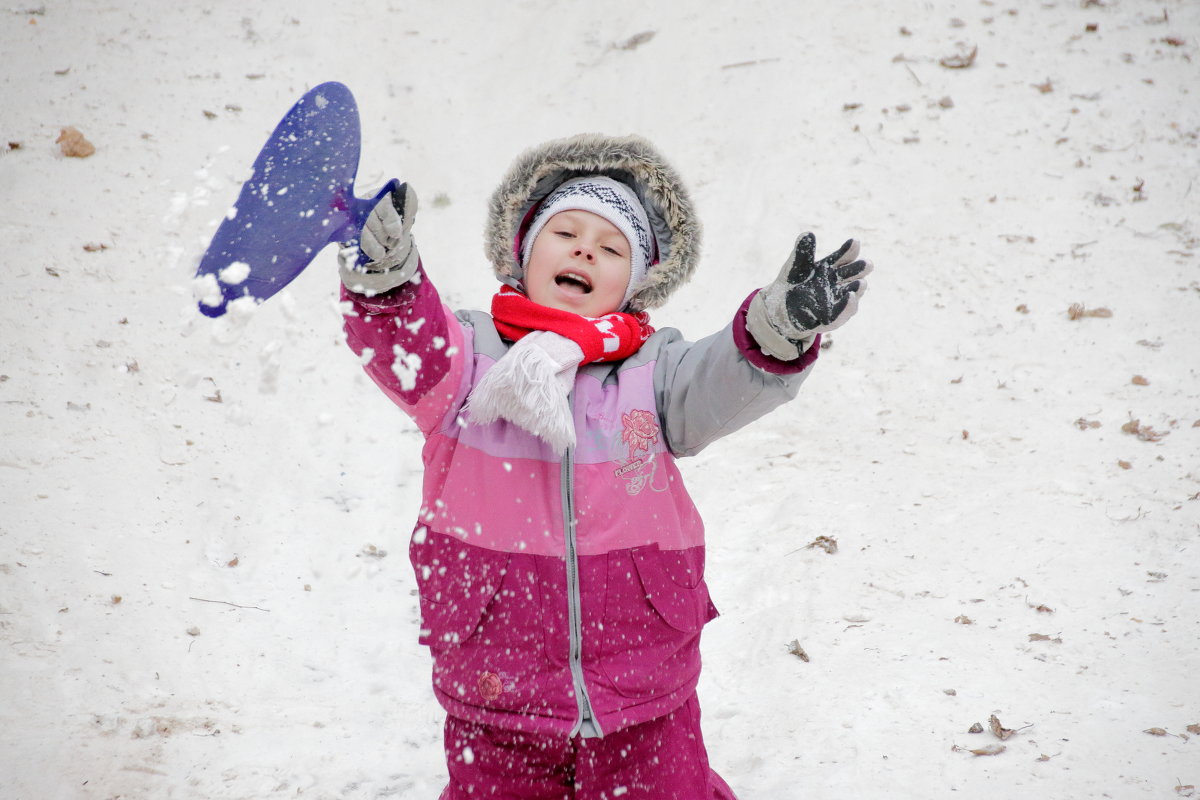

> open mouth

[{"left": 555, "top": 271, "right": 593, "bottom": 294}]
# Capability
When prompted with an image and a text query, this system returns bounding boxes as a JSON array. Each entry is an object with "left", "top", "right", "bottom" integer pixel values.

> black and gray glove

[
  {"left": 746, "top": 233, "right": 872, "bottom": 360},
  {"left": 338, "top": 182, "right": 420, "bottom": 295}
]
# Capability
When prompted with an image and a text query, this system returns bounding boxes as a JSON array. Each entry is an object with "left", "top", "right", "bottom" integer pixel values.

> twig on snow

[{"left": 188, "top": 596, "right": 270, "bottom": 612}]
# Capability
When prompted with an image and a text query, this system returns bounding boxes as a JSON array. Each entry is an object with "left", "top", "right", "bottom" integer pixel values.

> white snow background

[{"left": 2, "top": 1, "right": 1197, "bottom": 798}]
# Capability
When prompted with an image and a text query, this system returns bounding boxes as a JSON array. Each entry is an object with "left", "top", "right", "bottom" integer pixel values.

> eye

[
  {"left": 553, "top": 229, "right": 576, "bottom": 239},
  {"left": 602, "top": 245, "right": 623, "bottom": 256}
]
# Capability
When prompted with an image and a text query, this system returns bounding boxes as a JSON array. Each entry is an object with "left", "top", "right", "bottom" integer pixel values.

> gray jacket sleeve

[{"left": 651, "top": 320, "right": 814, "bottom": 458}]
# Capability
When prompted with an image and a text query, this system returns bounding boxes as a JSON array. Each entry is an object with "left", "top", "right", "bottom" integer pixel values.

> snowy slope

[{"left": 1, "top": 1, "right": 1197, "bottom": 798}]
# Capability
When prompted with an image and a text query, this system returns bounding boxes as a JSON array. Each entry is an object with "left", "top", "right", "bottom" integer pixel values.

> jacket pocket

[
  {"left": 631, "top": 544, "right": 717, "bottom": 631},
  {"left": 599, "top": 544, "right": 718, "bottom": 698},
  {"left": 410, "top": 526, "right": 510, "bottom": 648}
]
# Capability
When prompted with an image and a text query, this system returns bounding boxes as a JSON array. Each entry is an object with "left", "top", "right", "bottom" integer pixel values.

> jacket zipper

[{"left": 562, "top": 397, "right": 602, "bottom": 738}]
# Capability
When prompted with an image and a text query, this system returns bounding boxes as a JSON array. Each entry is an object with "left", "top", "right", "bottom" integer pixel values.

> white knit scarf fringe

[{"left": 466, "top": 330, "right": 584, "bottom": 452}]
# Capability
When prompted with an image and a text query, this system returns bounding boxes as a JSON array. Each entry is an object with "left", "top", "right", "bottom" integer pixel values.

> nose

[{"left": 572, "top": 246, "right": 595, "bottom": 263}]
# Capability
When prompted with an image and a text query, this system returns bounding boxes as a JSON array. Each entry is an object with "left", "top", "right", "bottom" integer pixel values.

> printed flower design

[
  {"left": 621, "top": 409, "right": 660, "bottom": 456},
  {"left": 478, "top": 671, "right": 503, "bottom": 701}
]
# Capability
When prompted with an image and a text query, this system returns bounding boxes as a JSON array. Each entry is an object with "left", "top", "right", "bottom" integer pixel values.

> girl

[{"left": 339, "top": 134, "right": 871, "bottom": 799}]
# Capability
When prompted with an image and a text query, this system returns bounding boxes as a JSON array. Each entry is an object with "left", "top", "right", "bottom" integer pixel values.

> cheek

[
  {"left": 605, "top": 260, "right": 633, "bottom": 294},
  {"left": 524, "top": 243, "right": 555, "bottom": 283},
  {"left": 600, "top": 276, "right": 627, "bottom": 300}
]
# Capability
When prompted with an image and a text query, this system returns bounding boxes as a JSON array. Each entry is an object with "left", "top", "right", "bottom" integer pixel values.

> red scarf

[{"left": 490, "top": 286, "right": 653, "bottom": 363}]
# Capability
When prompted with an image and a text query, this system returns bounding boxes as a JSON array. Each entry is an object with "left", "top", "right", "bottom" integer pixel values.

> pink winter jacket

[{"left": 342, "top": 269, "right": 818, "bottom": 738}]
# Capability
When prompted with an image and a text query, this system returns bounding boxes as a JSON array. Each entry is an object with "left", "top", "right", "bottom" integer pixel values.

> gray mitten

[
  {"left": 746, "top": 233, "right": 872, "bottom": 360},
  {"left": 338, "top": 182, "right": 420, "bottom": 295}
]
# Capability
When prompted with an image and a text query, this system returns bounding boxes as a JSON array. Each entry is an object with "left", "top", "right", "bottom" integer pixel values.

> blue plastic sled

[{"left": 194, "top": 81, "right": 397, "bottom": 317}]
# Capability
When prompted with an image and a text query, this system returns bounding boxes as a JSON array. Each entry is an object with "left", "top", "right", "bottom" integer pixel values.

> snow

[
  {"left": 192, "top": 272, "right": 224, "bottom": 307},
  {"left": 390, "top": 345, "right": 423, "bottom": 392},
  {"left": 1, "top": 1, "right": 1197, "bottom": 798},
  {"left": 218, "top": 260, "right": 252, "bottom": 285}
]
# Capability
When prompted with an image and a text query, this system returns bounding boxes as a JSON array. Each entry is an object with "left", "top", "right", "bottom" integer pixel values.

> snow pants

[{"left": 438, "top": 694, "right": 737, "bottom": 800}]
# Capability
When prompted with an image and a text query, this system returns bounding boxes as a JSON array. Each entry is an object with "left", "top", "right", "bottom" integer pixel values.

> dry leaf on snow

[
  {"left": 1122, "top": 419, "right": 1167, "bottom": 442},
  {"left": 968, "top": 722, "right": 984, "bottom": 734},
  {"left": 787, "top": 639, "right": 810, "bottom": 662},
  {"left": 57, "top": 126, "right": 95, "bottom": 158},
  {"left": 989, "top": 714, "right": 1016, "bottom": 740},
  {"left": 1029, "top": 633, "right": 1062, "bottom": 643},
  {"left": 615, "top": 31, "right": 656, "bottom": 51},
  {"left": 940, "top": 46, "right": 978, "bottom": 69},
  {"left": 1131, "top": 375, "right": 1149, "bottom": 385},
  {"left": 1187, "top": 723, "right": 1200, "bottom": 735},
  {"left": 805, "top": 535, "right": 838, "bottom": 554},
  {"left": 1067, "top": 303, "right": 1112, "bottom": 319},
  {"left": 1142, "top": 726, "right": 1186, "bottom": 740},
  {"left": 954, "top": 743, "right": 1006, "bottom": 756}
]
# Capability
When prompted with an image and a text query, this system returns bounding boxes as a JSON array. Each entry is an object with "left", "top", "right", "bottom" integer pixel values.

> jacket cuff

[
  {"left": 339, "top": 247, "right": 421, "bottom": 296},
  {"left": 733, "top": 289, "right": 820, "bottom": 374},
  {"left": 340, "top": 261, "right": 428, "bottom": 313}
]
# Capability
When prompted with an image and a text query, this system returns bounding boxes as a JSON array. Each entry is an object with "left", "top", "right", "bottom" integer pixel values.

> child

[{"left": 338, "top": 134, "right": 871, "bottom": 799}]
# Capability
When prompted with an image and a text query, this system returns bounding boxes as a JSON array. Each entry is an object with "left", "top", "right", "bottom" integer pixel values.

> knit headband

[{"left": 519, "top": 176, "right": 654, "bottom": 307}]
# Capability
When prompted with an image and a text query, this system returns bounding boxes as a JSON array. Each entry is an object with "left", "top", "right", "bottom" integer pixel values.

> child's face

[{"left": 524, "top": 210, "right": 632, "bottom": 317}]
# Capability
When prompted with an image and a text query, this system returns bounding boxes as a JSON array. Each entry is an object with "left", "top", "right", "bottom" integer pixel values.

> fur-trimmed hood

[{"left": 484, "top": 133, "right": 701, "bottom": 313}]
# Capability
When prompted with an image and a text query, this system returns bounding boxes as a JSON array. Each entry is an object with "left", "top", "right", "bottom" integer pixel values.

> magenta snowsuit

[{"left": 342, "top": 270, "right": 818, "bottom": 740}]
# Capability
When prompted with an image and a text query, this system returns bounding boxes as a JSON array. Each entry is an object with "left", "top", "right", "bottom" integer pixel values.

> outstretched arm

[
  {"left": 340, "top": 184, "right": 464, "bottom": 429},
  {"left": 657, "top": 233, "right": 873, "bottom": 456}
]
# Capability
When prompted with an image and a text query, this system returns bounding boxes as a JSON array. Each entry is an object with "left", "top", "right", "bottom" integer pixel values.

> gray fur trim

[{"left": 484, "top": 133, "right": 701, "bottom": 312}]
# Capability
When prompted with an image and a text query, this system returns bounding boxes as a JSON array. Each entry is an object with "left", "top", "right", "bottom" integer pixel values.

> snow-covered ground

[{"left": 2, "top": 1, "right": 1197, "bottom": 798}]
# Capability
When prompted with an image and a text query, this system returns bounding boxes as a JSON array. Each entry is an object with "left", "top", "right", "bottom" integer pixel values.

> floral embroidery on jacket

[
  {"left": 621, "top": 409, "right": 659, "bottom": 457},
  {"left": 615, "top": 409, "right": 662, "bottom": 495}
]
